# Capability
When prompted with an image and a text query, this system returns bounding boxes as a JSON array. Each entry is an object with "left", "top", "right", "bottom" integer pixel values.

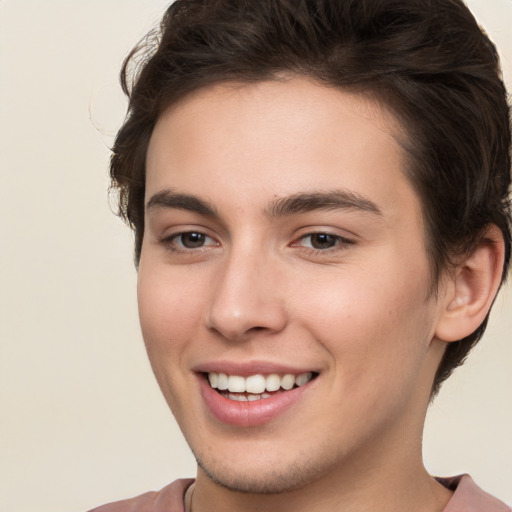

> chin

[{"left": 193, "top": 449, "right": 332, "bottom": 495}]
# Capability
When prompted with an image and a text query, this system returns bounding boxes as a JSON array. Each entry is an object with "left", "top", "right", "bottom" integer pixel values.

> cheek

[
  {"left": 292, "top": 263, "right": 433, "bottom": 381},
  {"left": 137, "top": 264, "right": 206, "bottom": 357},
  {"left": 137, "top": 264, "right": 208, "bottom": 418},
  {"left": 295, "top": 271, "right": 435, "bottom": 437}
]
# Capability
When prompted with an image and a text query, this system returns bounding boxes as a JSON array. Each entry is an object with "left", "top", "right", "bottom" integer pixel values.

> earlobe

[{"left": 435, "top": 225, "right": 505, "bottom": 343}]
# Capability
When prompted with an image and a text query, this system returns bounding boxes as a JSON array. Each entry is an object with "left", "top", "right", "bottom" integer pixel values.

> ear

[{"left": 435, "top": 225, "right": 505, "bottom": 343}]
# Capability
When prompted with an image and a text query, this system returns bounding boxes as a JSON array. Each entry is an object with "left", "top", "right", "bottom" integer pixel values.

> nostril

[{"left": 248, "top": 326, "right": 266, "bottom": 333}]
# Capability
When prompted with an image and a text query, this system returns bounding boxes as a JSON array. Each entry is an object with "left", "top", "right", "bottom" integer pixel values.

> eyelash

[
  {"left": 160, "top": 231, "right": 218, "bottom": 252},
  {"left": 291, "top": 232, "right": 354, "bottom": 255},
  {"left": 159, "top": 230, "right": 354, "bottom": 256}
]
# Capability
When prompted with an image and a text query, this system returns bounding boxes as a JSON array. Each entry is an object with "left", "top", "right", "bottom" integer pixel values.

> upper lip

[{"left": 192, "top": 360, "right": 320, "bottom": 376}]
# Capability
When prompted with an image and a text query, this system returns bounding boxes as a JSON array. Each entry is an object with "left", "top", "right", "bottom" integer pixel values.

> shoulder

[
  {"left": 87, "top": 479, "right": 194, "bottom": 512},
  {"left": 440, "top": 475, "right": 511, "bottom": 512}
]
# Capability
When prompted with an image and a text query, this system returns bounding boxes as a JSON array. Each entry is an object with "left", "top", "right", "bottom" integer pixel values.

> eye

[
  {"left": 168, "top": 231, "right": 217, "bottom": 249},
  {"left": 291, "top": 231, "right": 354, "bottom": 254},
  {"left": 301, "top": 233, "right": 341, "bottom": 250}
]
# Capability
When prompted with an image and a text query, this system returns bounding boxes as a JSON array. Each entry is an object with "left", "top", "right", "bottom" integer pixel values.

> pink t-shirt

[{"left": 88, "top": 475, "right": 511, "bottom": 512}]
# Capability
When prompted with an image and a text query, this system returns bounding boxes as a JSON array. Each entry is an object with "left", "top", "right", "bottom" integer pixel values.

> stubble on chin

[{"left": 192, "top": 448, "right": 335, "bottom": 495}]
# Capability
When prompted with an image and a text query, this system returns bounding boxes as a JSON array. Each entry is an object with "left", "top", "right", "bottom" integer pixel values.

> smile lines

[{"left": 207, "top": 372, "right": 314, "bottom": 401}]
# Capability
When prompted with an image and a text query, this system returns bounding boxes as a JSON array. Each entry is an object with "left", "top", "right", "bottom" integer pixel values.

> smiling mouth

[{"left": 206, "top": 372, "right": 318, "bottom": 402}]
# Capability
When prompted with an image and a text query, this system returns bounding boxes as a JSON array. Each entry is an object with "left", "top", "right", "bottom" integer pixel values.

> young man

[{"left": 91, "top": 0, "right": 511, "bottom": 510}]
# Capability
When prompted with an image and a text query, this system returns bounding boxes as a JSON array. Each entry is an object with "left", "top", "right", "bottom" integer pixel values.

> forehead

[
  {"left": 145, "top": 77, "right": 420, "bottom": 225},
  {"left": 149, "top": 77, "right": 407, "bottom": 161}
]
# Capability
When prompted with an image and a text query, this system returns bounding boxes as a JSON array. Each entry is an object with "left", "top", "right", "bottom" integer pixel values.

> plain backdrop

[{"left": 0, "top": 1, "right": 511, "bottom": 511}]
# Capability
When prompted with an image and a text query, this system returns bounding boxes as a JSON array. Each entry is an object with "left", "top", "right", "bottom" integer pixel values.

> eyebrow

[
  {"left": 146, "top": 189, "right": 219, "bottom": 218},
  {"left": 265, "top": 190, "right": 382, "bottom": 217},
  {"left": 146, "top": 188, "right": 382, "bottom": 218}
]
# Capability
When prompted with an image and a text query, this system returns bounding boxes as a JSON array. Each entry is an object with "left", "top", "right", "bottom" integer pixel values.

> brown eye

[
  {"left": 293, "top": 232, "right": 354, "bottom": 253},
  {"left": 174, "top": 232, "right": 211, "bottom": 249},
  {"left": 308, "top": 233, "right": 339, "bottom": 249}
]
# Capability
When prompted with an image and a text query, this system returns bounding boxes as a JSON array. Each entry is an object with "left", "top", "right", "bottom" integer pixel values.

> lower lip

[{"left": 199, "top": 376, "right": 314, "bottom": 427}]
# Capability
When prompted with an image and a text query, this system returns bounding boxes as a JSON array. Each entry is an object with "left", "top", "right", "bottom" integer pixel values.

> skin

[{"left": 137, "top": 77, "right": 502, "bottom": 512}]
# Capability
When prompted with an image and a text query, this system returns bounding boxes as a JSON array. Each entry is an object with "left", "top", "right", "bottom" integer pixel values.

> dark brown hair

[{"left": 111, "top": 0, "right": 511, "bottom": 395}]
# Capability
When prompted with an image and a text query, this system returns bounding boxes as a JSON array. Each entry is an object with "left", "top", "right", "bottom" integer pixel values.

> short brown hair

[{"left": 111, "top": 0, "right": 511, "bottom": 395}]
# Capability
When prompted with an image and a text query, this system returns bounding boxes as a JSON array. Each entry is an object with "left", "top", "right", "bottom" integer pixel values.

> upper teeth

[{"left": 208, "top": 372, "right": 313, "bottom": 394}]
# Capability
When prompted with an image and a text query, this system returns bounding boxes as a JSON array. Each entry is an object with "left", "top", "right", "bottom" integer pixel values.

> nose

[{"left": 206, "top": 249, "right": 288, "bottom": 341}]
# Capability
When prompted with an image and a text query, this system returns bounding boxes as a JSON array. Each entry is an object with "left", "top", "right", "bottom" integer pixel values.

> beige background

[{"left": 0, "top": 1, "right": 511, "bottom": 511}]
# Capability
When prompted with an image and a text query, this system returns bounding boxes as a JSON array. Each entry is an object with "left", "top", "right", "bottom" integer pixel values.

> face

[{"left": 138, "top": 78, "right": 447, "bottom": 493}]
